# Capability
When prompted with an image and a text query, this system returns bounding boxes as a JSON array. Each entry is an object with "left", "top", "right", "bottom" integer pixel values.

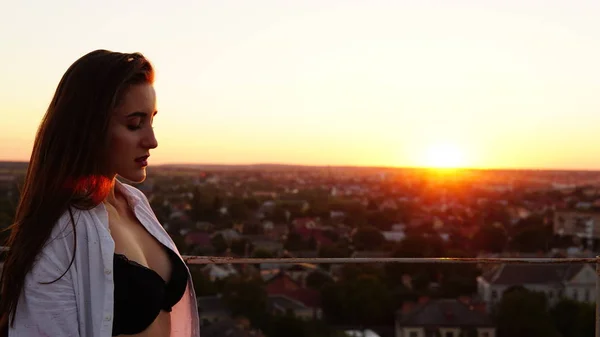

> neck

[{"left": 104, "top": 176, "right": 120, "bottom": 208}]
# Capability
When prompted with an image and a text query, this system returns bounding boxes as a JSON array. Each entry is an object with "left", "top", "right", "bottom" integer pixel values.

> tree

[
  {"left": 385, "top": 234, "right": 445, "bottom": 290},
  {"left": 482, "top": 204, "right": 511, "bottom": 226},
  {"left": 268, "top": 206, "right": 289, "bottom": 223},
  {"left": 319, "top": 243, "right": 352, "bottom": 258},
  {"left": 230, "top": 238, "right": 251, "bottom": 256},
  {"left": 170, "top": 234, "right": 188, "bottom": 254},
  {"left": 211, "top": 196, "right": 223, "bottom": 213},
  {"left": 189, "top": 267, "right": 218, "bottom": 296},
  {"left": 366, "top": 209, "right": 398, "bottom": 231},
  {"left": 321, "top": 274, "right": 392, "bottom": 326},
  {"left": 511, "top": 220, "right": 553, "bottom": 253},
  {"left": 210, "top": 233, "right": 228, "bottom": 254},
  {"left": 471, "top": 222, "right": 508, "bottom": 253},
  {"left": 352, "top": 226, "right": 385, "bottom": 251},
  {"left": 306, "top": 271, "right": 334, "bottom": 291},
  {"left": 574, "top": 301, "right": 595, "bottom": 337},
  {"left": 318, "top": 243, "right": 352, "bottom": 271},
  {"left": 265, "top": 313, "right": 307, "bottom": 337},
  {"left": 191, "top": 187, "right": 218, "bottom": 222},
  {"left": 149, "top": 194, "right": 170, "bottom": 224},
  {"left": 252, "top": 249, "right": 274, "bottom": 259},
  {"left": 284, "top": 231, "right": 308, "bottom": 251},
  {"left": 436, "top": 249, "right": 479, "bottom": 297},
  {"left": 0, "top": 193, "right": 17, "bottom": 242},
  {"left": 551, "top": 299, "right": 595, "bottom": 337},
  {"left": 252, "top": 248, "right": 274, "bottom": 269},
  {"left": 263, "top": 314, "right": 346, "bottom": 337},
  {"left": 550, "top": 299, "right": 581, "bottom": 337},
  {"left": 228, "top": 198, "right": 251, "bottom": 222},
  {"left": 339, "top": 263, "right": 384, "bottom": 282},
  {"left": 496, "top": 288, "right": 560, "bottom": 337},
  {"left": 222, "top": 274, "right": 268, "bottom": 325}
]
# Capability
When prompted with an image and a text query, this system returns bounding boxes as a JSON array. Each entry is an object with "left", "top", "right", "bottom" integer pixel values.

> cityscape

[
  {"left": 1, "top": 161, "right": 599, "bottom": 337},
  {"left": 3, "top": 2, "right": 600, "bottom": 336}
]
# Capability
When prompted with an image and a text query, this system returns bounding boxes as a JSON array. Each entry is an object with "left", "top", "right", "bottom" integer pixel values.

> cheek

[{"left": 107, "top": 131, "right": 133, "bottom": 159}]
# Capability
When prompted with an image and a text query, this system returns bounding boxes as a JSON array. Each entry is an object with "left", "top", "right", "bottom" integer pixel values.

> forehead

[{"left": 114, "top": 83, "right": 156, "bottom": 116}]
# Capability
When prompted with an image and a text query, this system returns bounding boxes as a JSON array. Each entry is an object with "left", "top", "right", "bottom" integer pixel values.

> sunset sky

[{"left": 1, "top": 0, "right": 600, "bottom": 170}]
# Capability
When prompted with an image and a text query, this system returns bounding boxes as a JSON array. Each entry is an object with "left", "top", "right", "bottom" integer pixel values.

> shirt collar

[{"left": 114, "top": 178, "right": 142, "bottom": 207}]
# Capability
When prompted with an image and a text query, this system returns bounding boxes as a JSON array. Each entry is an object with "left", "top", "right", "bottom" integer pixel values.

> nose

[{"left": 142, "top": 127, "right": 158, "bottom": 149}]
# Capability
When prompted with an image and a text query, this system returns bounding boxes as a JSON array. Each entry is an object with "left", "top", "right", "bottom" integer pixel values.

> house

[
  {"left": 0, "top": 175, "right": 15, "bottom": 189},
  {"left": 202, "top": 264, "right": 238, "bottom": 282},
  {"left": 285, "top": 263, "right": 323, "bottom": 284},
  {"left": 265, "top": 271, "right": 322, "bottom": 319},
  {"left": 197, "top": 296, "right": 231, "bottom": 326},
  {"left": 293, "top": 225, "right": 333, "bottom": 247},
  {"left": 184, "top": 231, "right": 212, "bottom": 247},
  {"left": 214, "top": 229, "right": 242, "bottom": 245},
  {"left": 351, "top": 251, "right": 391, "bottom": 259},
  {"left": 292, "top": 217, "right": 320, "bottom": 230},
  {"left": 477, "top": 263, "right": 596, "bottom": 310},
  {"left": 379, "top": 198, "right": 398, "bottom": 211},
  {"left": 350, "top": 251, "right": 392, "bottom": 268},
  {"left": 554, "top": 211, "right": 600, "bottom": 238},
  {"left": 264, "top": 223, "right": 289, "bottom": 241},
  {"left": 345, "top": 330, "right": 382, "bottom": 337},
  {"left": 287, "top": 250, "right": 319, "bottom": 259},
  {"left": 256, "top": 261, "right": 317, "bottom": 281},
  {"left": 395, "top": 298, "right": 495, "bottom": 337},
  {"left": 382, "top": 231, "right": 406, "bottom": 242},
  {"left": 201, "top": 317, "right": 265, "bottom": 337},
  {"left": 195, "top": 221, "right": 215, "bottom": 231},
  {"left": 245, "top": 235, "right": 284, "bottom": 255},
  {"left": 268, "top": 295, "right": 314, "bottom": 320}
]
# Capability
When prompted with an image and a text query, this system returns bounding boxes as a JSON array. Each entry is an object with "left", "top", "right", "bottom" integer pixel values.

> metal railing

[
  {"left": 2, "top": 246, "right": 598, "bottom": 335},
  {"left": 181, "top": 254, "right": 600, "bottom": 337}
]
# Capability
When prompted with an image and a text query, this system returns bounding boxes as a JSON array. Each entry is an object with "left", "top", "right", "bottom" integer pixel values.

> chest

[{"left": 105, "top": 204, "right": 173, "bottom": 283}]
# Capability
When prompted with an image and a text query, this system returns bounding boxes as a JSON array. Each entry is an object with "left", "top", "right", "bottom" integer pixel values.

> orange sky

[{"left": 1, "top": 1, "right": 600, "bottom": 170}]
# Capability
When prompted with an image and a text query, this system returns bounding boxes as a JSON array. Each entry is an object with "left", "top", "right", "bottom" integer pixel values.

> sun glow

[{"left": 423, "top": 143, "right": 467, "bottom": 169}]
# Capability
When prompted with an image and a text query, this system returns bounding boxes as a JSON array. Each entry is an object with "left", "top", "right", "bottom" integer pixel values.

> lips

[{"left": 135, "top": 155, "right": 150, "bottom": 162}]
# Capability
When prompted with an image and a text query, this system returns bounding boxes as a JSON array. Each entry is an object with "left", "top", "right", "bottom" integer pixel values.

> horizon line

[{"left": 1, "top": 160, "right": 600, "bottom": 173}]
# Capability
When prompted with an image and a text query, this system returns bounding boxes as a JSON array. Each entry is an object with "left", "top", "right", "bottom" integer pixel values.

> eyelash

[
  {"left": 127, "top": 122, "right": 143, "bottom": 131},
  {"left": 127, "top": 117, "right": 154, "bottom": 131},
  {"left": 127, "top": 121, "right": 155, "bottom": 131}
]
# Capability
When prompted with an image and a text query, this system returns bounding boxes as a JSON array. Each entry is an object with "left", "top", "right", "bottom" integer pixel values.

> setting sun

[{"left": 423, "top": 143, "right": 467, "bottom": 169}]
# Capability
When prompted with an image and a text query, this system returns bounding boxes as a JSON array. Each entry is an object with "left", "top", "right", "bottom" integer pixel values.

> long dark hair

[{"left": 0, "top": 49, "right": 154, "bottom": 329}]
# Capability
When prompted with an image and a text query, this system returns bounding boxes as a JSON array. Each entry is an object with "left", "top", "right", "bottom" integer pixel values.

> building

[
  {"left": 395, "top": 298, "right": 495, "bottom": 337},
  {"left": 268, "top": 295, "right": 315, "bottom": 320},
  {"left": 265, "top": 271, "right": 322, "bottom": 319},
  {"left": 197, "top": 296, "right": 231, "bottom": 326},
  {"left": 477, "top": 263, "right": 596, "bottom": 310},
  {"left": 201, "top": 317, "right": 265, "bottom": 337},
  {"left": 554, "top": 211, "right": 600, "bottom": 239}
]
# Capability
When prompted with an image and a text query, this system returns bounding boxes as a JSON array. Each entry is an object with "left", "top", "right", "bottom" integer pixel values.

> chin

[{"left": 119, "top": 169, "right": 147, "bottom": 184}]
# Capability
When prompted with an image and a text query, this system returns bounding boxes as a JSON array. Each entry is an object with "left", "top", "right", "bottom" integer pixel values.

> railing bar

[
  {"left": 0, "top": 245, "right": 596, "bottom": 264},
  {"left": 182, "top": 256, "right": 600, "bottom": 265}
]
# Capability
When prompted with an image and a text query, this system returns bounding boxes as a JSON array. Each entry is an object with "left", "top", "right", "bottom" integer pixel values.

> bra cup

[{"left": 111, "top": 248, "right": 189, "bottom": 336}]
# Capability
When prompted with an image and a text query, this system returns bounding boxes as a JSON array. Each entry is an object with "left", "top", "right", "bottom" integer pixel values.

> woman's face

[{"left": 107, "top": 83, "right": 158, "bottom": 183}]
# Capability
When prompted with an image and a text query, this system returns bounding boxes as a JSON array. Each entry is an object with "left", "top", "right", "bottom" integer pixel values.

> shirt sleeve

[{"left": 10, "top": 221, "right": 80, "bottom": 336}]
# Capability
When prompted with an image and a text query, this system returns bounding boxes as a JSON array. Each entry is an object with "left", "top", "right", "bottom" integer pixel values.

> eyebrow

[{"left": 126, "top": 110, "right": 158, "bottom": 118}]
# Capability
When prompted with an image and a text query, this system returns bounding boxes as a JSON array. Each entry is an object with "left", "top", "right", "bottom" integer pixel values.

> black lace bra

[{"left": 111, "top": 246, "right": 188, "bottom": 336}]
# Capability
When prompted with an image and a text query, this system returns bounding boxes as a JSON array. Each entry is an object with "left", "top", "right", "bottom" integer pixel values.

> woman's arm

[{"left": 10, "top": 227, "right": 80, "bottom": 336}]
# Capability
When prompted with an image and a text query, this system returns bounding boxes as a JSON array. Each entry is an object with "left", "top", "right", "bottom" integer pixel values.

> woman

[{"left": 0, "top": 50, "right": 200, "bottom": 337}]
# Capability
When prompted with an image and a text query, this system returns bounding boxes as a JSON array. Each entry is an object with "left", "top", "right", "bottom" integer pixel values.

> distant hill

[
  {"left": 0, "top": 162, "right": 28, "bottom": 170},
  {"left": 1, "top": 161, "right": 600, "bottom": 175}
]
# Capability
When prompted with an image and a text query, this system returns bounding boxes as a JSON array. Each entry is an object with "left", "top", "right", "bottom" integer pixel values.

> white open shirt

[{"left": 9, "top": 180, "right": 200, "bottom": 337}]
